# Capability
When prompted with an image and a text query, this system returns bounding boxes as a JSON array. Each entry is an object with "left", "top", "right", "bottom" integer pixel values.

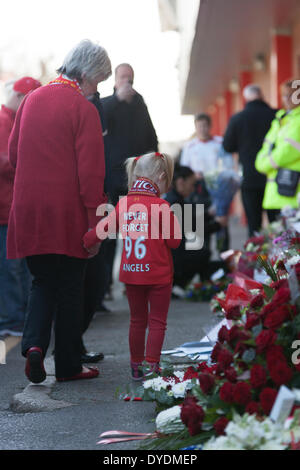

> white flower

[
  {"left": 173, "top": 371, "right": 185, "bottom": 381},
  {"left": 203, "top": 414, "right": 289, "bottom": 450},
  {"left": 155, "top": 405, "right": 184, "bottom": 434},
  {"left": 172, "top": 380, "right": 192, "bottom": 398},
  {"left": 143, "top": 377, "right": 169, "bottom": 391},
  {"left": 287, "top": 255, "right": 300, "bottom": 268}
]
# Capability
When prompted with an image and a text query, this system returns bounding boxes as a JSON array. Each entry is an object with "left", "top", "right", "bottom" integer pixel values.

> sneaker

[{"left": 130, "top": 362, "right": 144, "bottom": 381}]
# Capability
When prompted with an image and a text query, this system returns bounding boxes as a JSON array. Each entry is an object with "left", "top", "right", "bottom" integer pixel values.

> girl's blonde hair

[{"left": 125, "top": 152, "right": 174, "bottom": 192}]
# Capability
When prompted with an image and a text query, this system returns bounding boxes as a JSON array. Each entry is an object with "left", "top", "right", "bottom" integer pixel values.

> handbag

[{"left": 275, "top": 168, "right": 300, "bottom": 197}]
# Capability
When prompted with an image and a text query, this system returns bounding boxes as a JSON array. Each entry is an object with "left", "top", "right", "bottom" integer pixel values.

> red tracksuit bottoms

[{"left": 125, "top": 283, "right": 173, "bottom": 364}]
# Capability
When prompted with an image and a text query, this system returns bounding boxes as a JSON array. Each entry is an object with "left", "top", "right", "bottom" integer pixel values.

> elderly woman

[
  {"left": 7, "top": 40, "right": 111, "bottom": 383},
  {"left": 255, "top": 79, "right": 300, "bottom": 219}
]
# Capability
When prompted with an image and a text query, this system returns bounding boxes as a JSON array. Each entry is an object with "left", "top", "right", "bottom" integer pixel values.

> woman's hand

[{"left": 84, "top": 242, "right": 101, "bottom": 258}]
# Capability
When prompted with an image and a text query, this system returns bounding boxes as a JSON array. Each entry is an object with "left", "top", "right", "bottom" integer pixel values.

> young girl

[{"left": 83, "top": 152, "right": 181, "bottom": 380}]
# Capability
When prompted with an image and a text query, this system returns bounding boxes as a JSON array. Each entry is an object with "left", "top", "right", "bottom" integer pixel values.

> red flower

[
  {"left": 180, "top": 396, "right": 205, "bottom": 436},
  {"left": 250, "top": 364, "right": 267, "bottom": 388},
  {"left": 244, "top": 236, "right": 265, "bottom": 248},
  {"left": 272, "top": 287, "right": 291, "bottom": 306},
  {"left": 227, "top": 325, "right": 240, "bottom": 345},
  {"left": 218, "top": 349, "right": 234, "bottom": 370},
  {"left": 233, "top": 382, "right": 252, "bottom": 405},
  {"left": 214, "top": 417, "right": 229, "bottom": 436},
  {"left": 270, "top": 279, "right": 289, "bottom": 291},
  {"left": 211, "top": 342, "right": 222, "bottom": 362},
  {"left": 266, "top": 345, "right": 286, "bottom": 368},
  {"left": 269, "top": 360, "right": 293, "bottom": 386},
  {"left": 218, "top": 326, "right": 229, "bottom": 344},
  {"left": 199, "top": 373, "right": 215, "bottom": 394},
  {"left": 225, "top": 305, "right": 241, "bottom": 320},
  {"left": 245, "top": 312, "right": 260, "bottom": 330},
  {"left": 259, "top": 388, "right": 278, "bottom": 415},
  {"left": 234, "top": 341, "right": 248, "bottom": 357},
  {"left": 197, "top": 362, "right": 211, "bottom": 373},
  {"left": 246, "top": 401, "right": 260, "bottom": 415},
  {"left": 220, "top": 382, "right": 234, "bottom": 403},
  {"left": 250, "top": 294, "right": 264, "bottom": 309},
  {"left": 183, "top": 367, "right": 199, "bottom": 381},
  {"left": 264, "top": 305, "right": 290, "bottom": 330},
  {"left": 255, "top": 329, "right": 277, "bottom": 353},
  {"left": 224, "top": 367, "right": 237, "bottom": 383}
]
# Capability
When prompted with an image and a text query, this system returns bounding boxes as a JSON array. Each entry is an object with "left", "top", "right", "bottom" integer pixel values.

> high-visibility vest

[{"left": 255, "top": 106, "right": 300, "bottom": 209}]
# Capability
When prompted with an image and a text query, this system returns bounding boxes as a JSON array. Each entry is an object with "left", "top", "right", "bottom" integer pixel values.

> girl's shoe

[
  {"left": 25, "top": 347, "right": 46, "bottom": 384},
  {"left": 130, "top": 362, "right": 144, "bottom": 381},
  {"left": 144, "top": 362, "right": 161, "bottom": 378}
]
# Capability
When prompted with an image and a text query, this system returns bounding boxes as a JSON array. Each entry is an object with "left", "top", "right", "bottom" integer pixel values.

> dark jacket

[
  {"left": 223, "top": 100, "right": 276, "bottom": 189},
  {"left": 101, "top": 91, "right": 158, "bottom": 201},
  {"left": 164, "top": 186, "right": 221, "bottom": 261}
]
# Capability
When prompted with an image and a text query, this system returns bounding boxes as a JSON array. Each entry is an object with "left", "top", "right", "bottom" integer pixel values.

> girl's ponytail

[{"left": 125, "top": 156, "right": 139, "bottom": 189}]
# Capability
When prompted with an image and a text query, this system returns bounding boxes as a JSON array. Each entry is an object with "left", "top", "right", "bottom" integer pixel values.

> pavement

[{"left": 0, "top": 217, "right": 247, "bottom": 450}]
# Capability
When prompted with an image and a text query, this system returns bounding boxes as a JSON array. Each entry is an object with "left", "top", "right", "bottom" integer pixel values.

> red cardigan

[
  {"left": 7, "top": 83, "right": 106, "bottom": 259},
  {"left": 84, "top": 192, "right": 182, "bottom": 285},
  {"left": 0, "top": 105, "right": 16, "bottom": 225}
]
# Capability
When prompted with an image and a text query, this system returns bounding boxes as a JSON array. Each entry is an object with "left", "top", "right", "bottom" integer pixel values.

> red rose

[
  {"left": 250, "top": 364, "right": 267, "bottom": 388},
  {"left": 224, "top": 367, "right": 237, "bottom": 383},
  {"left": 211, "top": 342, "right": 222, "bottom": 362},
  {"left": 245, "top": 313, "right": 260, "bottom": 330},
  {"left": 214, "top": 417, "right": 229, "bottom": 436},
  {"left": 218, "top": 326, "right": 229, "bottom": 344},
  {"left": 199, "top": 373, "right": 215, "bottom": 394},
  {"left": 261, "top": 302, "right": 276, "bottom": 320},
  {"left": 266, "top": 344, "right": 286, "bottom": 368},
  {"left": 225, "top": 305, "right": 241, "bottom": 320},
  {"left": 233, "top": 382, "right": 252, "bottom": 405},
  {"left": 269, "top": 360, "right": 293, "bottom": 386},
  {"left": 218, "top": 349, "right": 234, "bottom": 370},
  {"left": 183, "top": 367, "right": 200, "bottom": 381},
  {"left": 255, "top": 329, "right": 277, "bottom": 353},
  {"left": 270, "top": 279, "right": 289, "bottom": 291},
  {"left": 246, "top": 401, "right": 260, "bottom": 415},
  {"left": 260, "top": 388, "right": 278, "bottom": 415},
  {"left": 295, "top": 263, "right": 300, "bottom": 281},
  {"left": 180, "top": 396, "right": 205, "bottom": 436},
  {"left": 220, "top": 382, "right": 234, "bottom": 403},
  {"left": 264, "top": 305, "right": 290, "bottom": 330},
  {"left": 227, "top": 325, "right": 240, "bottom": 345},
  {"left": 197, "top": 362, "right": 211, "bottom": 373},
  {"left": 234, "top": 341, "right": 248, "bottom": 357},
  {"left": 272, "top": 287, "right": 291, "bottom": 306},
  {"left": 250, "top": 294, "right": 264, "bottom": 309}
]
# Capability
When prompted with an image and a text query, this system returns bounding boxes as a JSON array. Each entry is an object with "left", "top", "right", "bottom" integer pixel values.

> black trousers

[
  {"left": 241, "top": 187, "right": 265, "bottom": 237},
  {"left": 173, "top": 249, "right": 227, "bottom": 288},
  {"left": 80, "top": 240, "right": 111, "bottom": 352},
  {"left": 22, "top": 254, "right": 87, "bottom": 379}
]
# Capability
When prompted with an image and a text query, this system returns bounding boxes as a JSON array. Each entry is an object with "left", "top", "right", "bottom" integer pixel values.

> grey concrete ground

[{"left": 0, "top": 218, "right": 247, "bottom": 451}]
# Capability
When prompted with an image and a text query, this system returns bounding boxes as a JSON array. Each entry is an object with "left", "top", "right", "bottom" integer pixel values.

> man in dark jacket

[
  {"left": 223, "top": 85, "right": 276, "bottom": 236},
  {"left": 164, "top": 165, "right": 227, "bottom": 289},
  {"left": 101, "top": 63, "right": 158, "bottom": 205}
]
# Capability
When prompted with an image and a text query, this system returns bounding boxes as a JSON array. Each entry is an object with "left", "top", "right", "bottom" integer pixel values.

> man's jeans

[{"left": 0, "top": 225, "right": 31, "bottom": 329}]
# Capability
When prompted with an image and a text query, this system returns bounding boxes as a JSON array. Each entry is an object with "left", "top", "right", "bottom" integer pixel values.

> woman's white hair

[
  {"left": 57, "top": 39, "right": 112, "bottom": 82},
  {"left": 3, "top": 79, "right": 17, "bottom": 105}
]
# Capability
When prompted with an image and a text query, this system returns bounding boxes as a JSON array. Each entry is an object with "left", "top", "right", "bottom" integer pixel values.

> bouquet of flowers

[
  {"left": 205, "top": 169, "right": 240, "bottom": 216},
  {"left": 185, "top": 277, "right": 230, "bottom": 303}
]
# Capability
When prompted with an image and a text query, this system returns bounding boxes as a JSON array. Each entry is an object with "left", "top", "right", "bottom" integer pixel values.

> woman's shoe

[
  {"left": 25, "top": 347, "right": 46, "bottom": 384},
  {"left": 56, "top": 366, "right": 99, "bottom": 382}
]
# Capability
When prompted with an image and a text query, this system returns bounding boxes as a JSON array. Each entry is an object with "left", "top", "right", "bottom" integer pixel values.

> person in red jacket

[
  {"left": 83, "top": 151, "right": 181, "bottom": 380},
  {"left": 7, "top": 40, "right": 111, "bottom": 384},
  {"left": 0, "top": 77, "right": 41, "bottom": 338}
]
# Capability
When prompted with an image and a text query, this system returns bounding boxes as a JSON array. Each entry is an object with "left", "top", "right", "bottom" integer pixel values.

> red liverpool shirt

[{"left": 84, "top": 178, "right": 181, "bottom": 285}]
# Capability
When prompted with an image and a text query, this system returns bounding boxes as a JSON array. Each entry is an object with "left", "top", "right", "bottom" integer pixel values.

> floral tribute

[{"left": 138, "top": 212, "right": 300, "bottom": 451}]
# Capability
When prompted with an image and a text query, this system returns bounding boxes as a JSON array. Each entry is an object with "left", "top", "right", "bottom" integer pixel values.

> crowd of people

[{"left": 0, "top": 39, "right": 299, "bottom": 384}]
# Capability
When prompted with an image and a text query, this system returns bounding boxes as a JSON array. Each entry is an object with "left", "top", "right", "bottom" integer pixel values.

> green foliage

[{"left": 257, "top": 255, "right": 279, "bottom": 282}]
